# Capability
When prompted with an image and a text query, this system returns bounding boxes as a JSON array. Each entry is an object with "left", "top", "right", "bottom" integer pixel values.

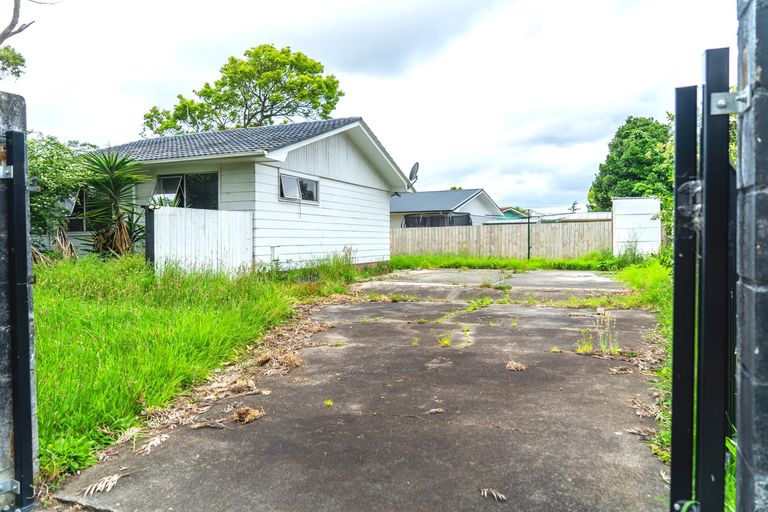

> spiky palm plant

[{"left": 83, "top": 152, "right": 148, "bottom": 256}]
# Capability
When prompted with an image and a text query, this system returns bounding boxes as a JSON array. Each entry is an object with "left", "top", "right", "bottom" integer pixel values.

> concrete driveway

[{"left": 56, "top": 269, "right": 667, "bottom": 511}]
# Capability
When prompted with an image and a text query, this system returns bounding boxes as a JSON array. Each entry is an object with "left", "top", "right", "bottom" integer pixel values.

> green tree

[
  {"left": 143, "top": 44, "right": 344, "bottom": 137},
  {"left": 27, "top": 132, "right": 96, "bottom": 238},
  {"left": 588, "top": 116, "right": 672, "bottom": 211},
  {"left": 82, "top": 152, "right": 148, "bottom": 256}
]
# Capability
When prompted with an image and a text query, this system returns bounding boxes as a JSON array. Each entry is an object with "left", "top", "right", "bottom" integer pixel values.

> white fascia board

[{"left": 138, "top": 150, "right": 267, "bottom": 166}]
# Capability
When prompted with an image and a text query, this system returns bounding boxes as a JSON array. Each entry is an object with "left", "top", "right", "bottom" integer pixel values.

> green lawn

[{"left": 34, "top": 255, "right": 359, "bottom": 482}]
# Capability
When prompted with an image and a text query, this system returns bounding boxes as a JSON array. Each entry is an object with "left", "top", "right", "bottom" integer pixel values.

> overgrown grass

[
  {"left": 390, "top": 250, "right": 639, "bottom": 272},
  {"left": 34, "top": 254, "right": 359, "bottom": 483}
]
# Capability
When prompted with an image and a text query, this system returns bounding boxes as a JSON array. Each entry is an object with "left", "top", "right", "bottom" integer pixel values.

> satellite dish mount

[{"left": 407, "top": 162, "right": 419, "bottom": 191}]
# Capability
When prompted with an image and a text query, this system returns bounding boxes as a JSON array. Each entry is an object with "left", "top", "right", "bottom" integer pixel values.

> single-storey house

[
  {"left": 390, "top": 189, "right": 503, "bottom": 229},
  {"left": 69, "top": 117, "right": 411, "bottom": 267}
]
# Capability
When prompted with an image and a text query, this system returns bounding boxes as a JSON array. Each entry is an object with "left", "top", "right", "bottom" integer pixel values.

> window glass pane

[
  {"left": 280, "top": 175, "right": 300, "bottom": 199},
  {"left": 299, "top": 178, "right": 317, "bottom": 201},
  {"left": 67, "top": 188, "right": 85, "bottom": 231},
  {"left": 185, "top": 173, "right": 218, "bottom": 209},
  {"left": 152, "top": 176, "right": 183, "bottom": 206}
]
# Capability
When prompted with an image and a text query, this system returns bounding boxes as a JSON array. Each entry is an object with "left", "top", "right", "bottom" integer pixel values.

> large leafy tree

[
  {"left": 27, "top": 133, "right": 96, "bottom": 238},
  {"left": 143, "top": 44, "right": 344, "bottom": 137},
  {"left": 588, "top": 116, "right": 672, "bottom": 211}
]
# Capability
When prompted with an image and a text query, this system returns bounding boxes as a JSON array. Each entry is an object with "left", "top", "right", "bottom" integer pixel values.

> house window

[
  {"left": 151, "top": 173, "right": 218, "bottom": 209},
  {"left": 66, "top": 188, "right": 86, "bottom": 231},
  {"left": 279, "top": 174, "right": 318, "bottom": 202}
]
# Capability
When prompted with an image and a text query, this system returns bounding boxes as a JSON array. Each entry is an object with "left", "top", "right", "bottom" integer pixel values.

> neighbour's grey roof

[
  {"left": 106, "top": 117, "right": 361, "bottom": 162},
  {"left": 390, "top": 189, "right": 484, "bottom": 213}
]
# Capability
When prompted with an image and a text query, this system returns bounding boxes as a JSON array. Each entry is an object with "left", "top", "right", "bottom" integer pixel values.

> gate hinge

[
  {"left": 0, "top": 165, "right": 12, "bottom": 179},
  {"left": 0, "top": 479, "right": 20, "bottom": 495},
  {"left": 711, "top": 88, "right": 751, "bottom": 115}
]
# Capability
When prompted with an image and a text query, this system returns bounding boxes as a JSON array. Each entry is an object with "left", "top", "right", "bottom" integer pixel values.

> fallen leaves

[
  {"left": 627, "top": 398, "right": 661, "bottom": 419},
  {"left": 626, "top": 426, "right": 659, "bottom": 441},
  {"left": 480, "top": 487, "right": 507, "bottom": 502},
  {"left": 233, "top": 407, "right": 265, "bottom": 424},
  {"left": 505, "top": 360, "right": 528, "bottom": 372},
  {"left": 137, "top": 434, "right": 169, "bottom": 455},
  {"left": 426, "top": 408, "right": 445, "bottom": 415},
  {"left": 609, "top": 366, "right": 633, "bottom": 375},
  {"left": 82, "top": 470, "right": 127, "bottom": 497}
]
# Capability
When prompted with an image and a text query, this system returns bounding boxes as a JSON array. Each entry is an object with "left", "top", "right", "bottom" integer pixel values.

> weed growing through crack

[
  {"left": 510, "top": 319, "right": 519, "bottom": 328},
  {"left": 466, "top": 297, "right": 493, "bottom": 312},
  {"left": 480, "top": 278, "right": 494, "bottom": 288},
  {"left": 575, "top": 329, "right": 594, "bottom": 353},
  {"left": 550, "top": 345, "right": 562, "bottom": 353},
  {"left": 412, "top": 337, "right": 420, "bottom": 347},
  {"left": 324, "top": 399, "right": 334, "bottom": 407},
  {"left": 488, "top": 320, "right": 503, "bottom": 327},
  {"left": 595, "top": 314, "right": 620, "bottom": 355},
  {"left": 417, "top": 318, "right": 430, "bottom": 324},
  {"left": 434, "top": 331, "right": 453, "bottom": 347},
  {"left": 331, "top": 341, "right": 345, "bottom": 347}
]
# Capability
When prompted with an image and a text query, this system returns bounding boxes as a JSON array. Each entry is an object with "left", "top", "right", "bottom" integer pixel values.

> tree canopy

[
  {"left": 27, "top": 133, "right": 96, "bottom": 238},
  {"left": 142, "top": 44, "right": 344, "bottom": 137},
  {"left": 0, "top": 0, "right": 43, "bottom": 80},
  {"left": 588, "top": 116, "right": 672, "bottom": 212}
]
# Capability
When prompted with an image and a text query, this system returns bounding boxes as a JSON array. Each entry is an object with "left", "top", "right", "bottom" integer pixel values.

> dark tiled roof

[
  {"left": 106, "top": 117, "right": 362, "bottom": 162},
  {"left": 390, "top": 189, "right": 483, "bottom": 213}
]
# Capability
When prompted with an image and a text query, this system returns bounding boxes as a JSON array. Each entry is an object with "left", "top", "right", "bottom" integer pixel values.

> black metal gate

[{"left": 669, "top": 47, "right": 738, "bottom": 511}]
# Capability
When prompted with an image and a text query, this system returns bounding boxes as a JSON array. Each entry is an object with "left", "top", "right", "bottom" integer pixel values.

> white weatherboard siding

[
  {"left": 254, "top": 163, "right": 391, "bottom": 266},
  {"left": 134, "top": 161, "right": 256, "bottom": 211},
  {"left": 612, "top": 197, "right": 662, "bottom": 255},
  {"left": 152, "top": 207, "right": 253, "bottom": 272}
]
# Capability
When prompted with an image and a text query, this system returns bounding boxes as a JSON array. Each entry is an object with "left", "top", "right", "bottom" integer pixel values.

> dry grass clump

[
  {"left": 505, "top": 360, "right": 528, "bottom": 372},
  {"left": 233, "top": 407, "right": 265, "bottom": 424},
  {"left": 276, "top": 352, "right": 304, "bottom": 368}
]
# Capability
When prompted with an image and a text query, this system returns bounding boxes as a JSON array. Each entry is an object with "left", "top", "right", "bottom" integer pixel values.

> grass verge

[
  {"left": 35, "top": 254, "right": 359, "bottom": 483},
  {"left": 390, "top": 250, "right": 641, "bottom": 272}
]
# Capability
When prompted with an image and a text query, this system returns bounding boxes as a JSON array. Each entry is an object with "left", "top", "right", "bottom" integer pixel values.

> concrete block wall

[
  {"left": 737, "top": 1, "right": 768, "bottom": 509},
  {"left": 0, "top": 92, "right": 37, "bottom": 508}
]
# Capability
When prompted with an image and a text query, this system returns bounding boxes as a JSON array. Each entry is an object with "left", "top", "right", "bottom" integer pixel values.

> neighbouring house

[
  {"left": 500, "top": 206, "right": 529, "bottom": 220},
  {"left": 390, "top": 189, "right": 504, "bottom": 229},
  {"left": 68, "top": 117, "right": 411, "bottom": 267}
]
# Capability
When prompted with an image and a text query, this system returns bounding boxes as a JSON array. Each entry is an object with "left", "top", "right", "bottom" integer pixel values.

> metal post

[
  {"left": 669, "top": 85, "right": 698, "bottom": 509},
  {"left": 144, "top": 205, "right": 155, "bottom": 265},
  {"left": 695, "top": 48, "right": 731, "bottom": 509},
  {"left": 527, "top": 209, "right": 531, "bottom": 259},
  {"left": 6, "top": 130, "right": 36, "bottom": 510}
]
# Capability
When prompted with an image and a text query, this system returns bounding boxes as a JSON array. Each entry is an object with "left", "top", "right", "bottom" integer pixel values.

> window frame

[
  {"left": 151, "top": 172, "right": 219, "bottom": 210},
  {"left": 278, "top": 172, "right": 319, "bottom": 204},
  {"left": 66, "top": 188, "right": 87, "bottom": 232}
]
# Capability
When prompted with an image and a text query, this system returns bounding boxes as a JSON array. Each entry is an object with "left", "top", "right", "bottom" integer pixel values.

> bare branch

[{"left": 0, "top": 0, "right": 23, "bottom": 45}]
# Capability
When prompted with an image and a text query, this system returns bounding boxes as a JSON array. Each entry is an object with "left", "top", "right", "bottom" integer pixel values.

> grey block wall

[
  {"left": 0, "top": 92, "right": 37, "bottom": 508},
  {"left": 737, "top": 1, "right": 768, "bottom": 510}
]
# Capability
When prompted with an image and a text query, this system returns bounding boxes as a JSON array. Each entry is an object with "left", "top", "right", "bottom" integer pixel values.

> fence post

[
  {"left": 0, "top": 91, "right": 37, "bottom": 511},
  {"left": 669, "top": 85, "right": 698, "bottom": 508},
  {"left": 695, "top": 47, "right": 731, "bottom": 509},
  {"left": 736, "top": 0, "right": 768, "bottom": 508}
]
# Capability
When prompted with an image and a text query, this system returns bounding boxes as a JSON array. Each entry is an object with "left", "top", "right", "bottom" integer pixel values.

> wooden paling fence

[{"left": 390, "top": 221, "right": 612, "bottom": 259}]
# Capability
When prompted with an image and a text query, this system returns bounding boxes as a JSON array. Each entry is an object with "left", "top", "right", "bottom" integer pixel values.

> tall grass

[
  {"left": 390, "top": 250, "right": 639, "bottom": 272},
  {"left": 34, "top": 254, "right": 358, "bottom": 482}
]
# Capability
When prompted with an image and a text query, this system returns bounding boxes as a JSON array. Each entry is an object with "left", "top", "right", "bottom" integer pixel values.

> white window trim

[{"left": 278, "top": 172, "right": 319, "bottom": 204}]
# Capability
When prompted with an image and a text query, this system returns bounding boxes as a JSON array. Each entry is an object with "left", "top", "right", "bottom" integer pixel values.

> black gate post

[
  {"left": 695, "top": 47, "right": 732, "bottom": 509},
  {"left": 669, "top": 85, "right": 698, "bottom": 508}
]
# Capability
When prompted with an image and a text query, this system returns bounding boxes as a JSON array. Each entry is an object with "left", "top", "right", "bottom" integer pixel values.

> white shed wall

[
  {"left": 253, "top": 163, "right": 391, "bottom": 266},
  {"left": 612, "top": 197, "right": 662, "bottom": 255}
]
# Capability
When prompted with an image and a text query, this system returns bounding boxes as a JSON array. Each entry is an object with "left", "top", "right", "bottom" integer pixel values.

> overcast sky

[{"left": 2, "top": 0, "right": 737, "bottom": 210}]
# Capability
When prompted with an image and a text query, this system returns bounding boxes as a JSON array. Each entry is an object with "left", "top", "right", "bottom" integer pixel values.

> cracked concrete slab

[{"left": 54, "top": 270, "right": 667, "bottom": 511}]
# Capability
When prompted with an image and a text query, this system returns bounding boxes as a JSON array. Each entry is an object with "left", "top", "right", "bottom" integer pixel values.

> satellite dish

[{"left": 409, "top": 162, "right": 419, "bottom": 182}]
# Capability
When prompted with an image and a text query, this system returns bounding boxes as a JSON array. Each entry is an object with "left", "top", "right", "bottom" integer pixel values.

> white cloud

[{"left": 1, "top": 0, "right": 737, "bottom": 209}]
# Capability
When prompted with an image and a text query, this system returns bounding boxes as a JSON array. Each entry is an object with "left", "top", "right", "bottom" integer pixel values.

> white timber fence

[
  {"left": 146, "top": 207, "right": 253, "bottom": 273},
  {"left": 391, "top": 221, "right": 613, "bottom": 259}
]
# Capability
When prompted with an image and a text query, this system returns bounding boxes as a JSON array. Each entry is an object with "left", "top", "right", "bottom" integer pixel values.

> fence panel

[
  {"left": 390, "top": 221, "right": 612, "bottom": 259},
  {"left": 148, "top": 207, "right": 253, "bottom": 273}
]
